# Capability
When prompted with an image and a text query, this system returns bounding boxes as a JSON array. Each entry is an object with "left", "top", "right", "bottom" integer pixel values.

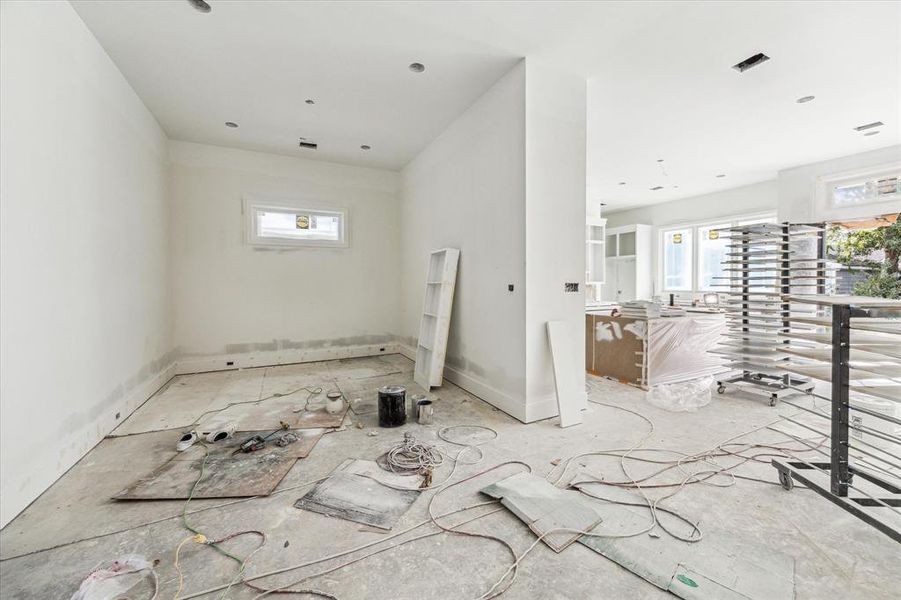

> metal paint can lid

[{"left": 378, "top": 385, "right": 406, "bottom": 395}]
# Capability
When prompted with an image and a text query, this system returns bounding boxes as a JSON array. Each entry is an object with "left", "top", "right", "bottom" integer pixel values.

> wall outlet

[{"left": 226, "top": 361, "right": 235, "bottom": 366}]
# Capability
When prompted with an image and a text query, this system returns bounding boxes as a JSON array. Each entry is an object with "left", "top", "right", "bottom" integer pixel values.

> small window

[
  {"left": 245, "top": 199, "right": 348, "bottom": 248},
  {"left": 826, "top": 167, "right": 900, "bottom": 208},
  {"left": 663, "top": 228, "right": 692, "bottom": 291}
]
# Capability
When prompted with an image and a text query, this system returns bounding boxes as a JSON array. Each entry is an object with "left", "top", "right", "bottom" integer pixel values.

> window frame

[
  {"left": 243, "top": 196, "right": 350, "bottom": 249},
  {"left": 658, "top": 211, "right": 777, "bottom": 297},
  {"left": 818, "top": 163, "right": 901, "bottom": 210}
]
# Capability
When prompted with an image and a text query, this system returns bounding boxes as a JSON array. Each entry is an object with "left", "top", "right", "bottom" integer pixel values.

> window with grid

[{"left": 660, "top": 213, "right": 777, "bottom": 296}]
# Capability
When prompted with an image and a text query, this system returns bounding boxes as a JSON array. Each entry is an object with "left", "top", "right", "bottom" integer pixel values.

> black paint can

[{"left": 378, "top": 385, "right": 407, "bottom": 427}]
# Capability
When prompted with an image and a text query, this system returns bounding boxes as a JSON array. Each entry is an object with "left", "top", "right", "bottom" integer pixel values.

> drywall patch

[
  {"left": 52, "top": 349, "right": 177, "bottom": 437},
  {"left": 215, "top": 335, "right": 395, "bottom": 357}
]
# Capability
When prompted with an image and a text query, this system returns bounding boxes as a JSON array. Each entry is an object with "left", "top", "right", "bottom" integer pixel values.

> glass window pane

[
  {"left": 698, "top": 224, "right": 729, "bottom": 291},
  {"left": 663, "top": 228, "right": 692, "bottom": 290},
  {"left": 257, "top": 209, "right": 342, "bottom": 242}
]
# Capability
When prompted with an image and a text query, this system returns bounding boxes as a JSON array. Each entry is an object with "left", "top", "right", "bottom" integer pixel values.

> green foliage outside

[{"left": 827, "top": 215, "right": 901, "bottom": 299}]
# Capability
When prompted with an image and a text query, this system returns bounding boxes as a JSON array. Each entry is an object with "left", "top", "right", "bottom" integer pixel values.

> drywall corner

[
  {"left": 399, "top": 60, "right": 528, "bottom": 416},
  {"left": 523, "top": 60, "right": 588, "bottom": 411}
]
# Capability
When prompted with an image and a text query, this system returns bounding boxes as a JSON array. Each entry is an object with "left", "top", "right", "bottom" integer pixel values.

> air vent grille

[
  {"left": 732, "top": 53, "right": 770, "bottom": 73},
  {"left": 853, "top": 121, "right": 883, "bottom": 132},
  {"left": 299, "top": 141, "right": 318, "bottom": 149}
]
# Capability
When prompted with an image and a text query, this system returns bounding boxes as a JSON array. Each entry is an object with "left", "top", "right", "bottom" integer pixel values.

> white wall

[
  {"left": 0, "top": 1, "right": 172, "bottom": 527},
  {"left": 779, "top": 144, "right": 901, "bottom": 223},
  {"left": 605, "top": 179, "right": 779, "bottom": 229},
  {"left": 399, "top": 60, "right": 588, "bottom": 423},
  {"left": 399, "top": 62, "right": 528, "bottom": 419},
  {"left": 523, "top": 62, "right": 587, "bottom": 419},
  {"left": 169, "top": 141, "right": 400, "bottom": 372}
]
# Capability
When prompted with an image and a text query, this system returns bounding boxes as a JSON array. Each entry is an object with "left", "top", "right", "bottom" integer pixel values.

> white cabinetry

[
  {"left": 585, "top": 216, "right": 606, "bottom": 284},
  {"left": 601, "top": 224, "right": 652, "bottom": 302}
]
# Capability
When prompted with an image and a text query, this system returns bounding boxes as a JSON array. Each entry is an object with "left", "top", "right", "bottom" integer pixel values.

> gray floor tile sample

[
  {"left": 295, "top": 458, "right": 423, "bottom": 530},
  {"left": 480, "top": 472, "right": 604, "bottom": 552},
  {"left": 572, "top": 480, "right": 795, "bottom": 600}
]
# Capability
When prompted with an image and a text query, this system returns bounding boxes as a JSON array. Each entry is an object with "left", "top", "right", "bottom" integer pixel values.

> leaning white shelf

[{"left": 414, "top": 248, "right": 460, "bottom": 390}]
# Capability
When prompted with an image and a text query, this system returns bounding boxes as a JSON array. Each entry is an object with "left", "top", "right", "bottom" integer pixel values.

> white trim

[
  {"left": 398, "top": 342, "right": 531, "bottom": 422},
  {"left": 243, "top": 195, "right": 350, "bottom": 249},
  {"left": 176, "top": 343, "right": 396, "bottom": 375}
]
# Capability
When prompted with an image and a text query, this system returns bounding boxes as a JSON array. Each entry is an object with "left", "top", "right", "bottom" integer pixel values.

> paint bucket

[
  {"left": 417, "top": 400, "right": 434, "bottom": 425},
  {"left": 378, "top": 385, "right": 407, "bottom": 427},
  {"left": 849, "top": 396, "right": 896, "bottom": 453},
  {"left": 325, "top": 391, "right": 344, "bottom": 414},
  {"left": 410, "top": 394, "right": 426, "bottom": 419}
]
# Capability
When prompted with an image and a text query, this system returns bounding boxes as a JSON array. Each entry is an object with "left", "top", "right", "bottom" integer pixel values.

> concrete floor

[{"left": 1, "top": 354, "right": 898, "bottom": 599}]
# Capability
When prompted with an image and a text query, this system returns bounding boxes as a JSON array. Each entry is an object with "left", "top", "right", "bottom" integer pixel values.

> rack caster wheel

[
  {"left": 779, "top": 471, "right": 794, "bottom": 491},
  {"left": 717, "top": 384, "right": 726, "bottom": 394},
  {"left": 769, "top": 395, "right": 777, "bottom": 407}
]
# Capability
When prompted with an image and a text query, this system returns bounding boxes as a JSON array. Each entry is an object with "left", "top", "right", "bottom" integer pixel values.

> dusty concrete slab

[{"left": 1, "top": 356, "right": 899, "bottom": 600}]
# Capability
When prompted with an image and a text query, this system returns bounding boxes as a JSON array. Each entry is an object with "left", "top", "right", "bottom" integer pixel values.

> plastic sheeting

[
  {"left": 646, "top": 314, "right": 727, "bottom": 386},
  {"left": 647, "top": 376, "right": 714, "bottom": 412},
  {"left": 70, "top": 555, "right": 156, "bottom": 600}
]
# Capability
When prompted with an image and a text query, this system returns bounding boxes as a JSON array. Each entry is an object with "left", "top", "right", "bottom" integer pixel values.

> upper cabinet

[
  {"left": 600, "top": 224, "right": 653, "bottom": 302},
  {"left": 586, "top": 216, "right": 607, "bottom": 285}
]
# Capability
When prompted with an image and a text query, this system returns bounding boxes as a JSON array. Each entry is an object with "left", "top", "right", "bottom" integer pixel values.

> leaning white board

[{"left": 547, "top": 320, "right": 583, "bottom": 428}]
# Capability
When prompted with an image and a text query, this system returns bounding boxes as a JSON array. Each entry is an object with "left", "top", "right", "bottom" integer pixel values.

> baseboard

[
  {"left": 398, "top": 343, "right": 529, "bottom": 422},
  {"left": 175, "top": 343, "right": 401, "bottom": 375},
  {"left": 524, "top": 390, "right": 587, "bottom": 423}
]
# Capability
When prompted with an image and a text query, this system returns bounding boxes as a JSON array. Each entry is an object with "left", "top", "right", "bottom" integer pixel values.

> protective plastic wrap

[
  {"left": 647, "top": 376, "right": 714, "bottom": 412},
  {"left": 646, "top": 314, "right": 727, "bottom": 386}
]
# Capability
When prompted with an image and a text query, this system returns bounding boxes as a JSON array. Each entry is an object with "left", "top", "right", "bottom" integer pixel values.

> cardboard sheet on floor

[
  {"left": 294, "top": 458, "right": 423, "bottom": 530},
  {"left": 178, "top": 428, "right": 325, "bottom": 461},
  {"left": 480, "top": 472, "right": 602, "bottom": 552},
  {"left": 115, "top": 455, "right": 295, "bottom": 500},
  {"left": 199, "top": 401, "right": 349, "bottom": 432},
  {"left": 573, "top": 484, "right": 794, "bottom": 599},
  {"left": 113, "top": 429, "right": 323, "bottom": 500}
]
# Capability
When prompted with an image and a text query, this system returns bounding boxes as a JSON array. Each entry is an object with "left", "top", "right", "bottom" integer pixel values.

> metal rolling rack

[
  {"left": 711, "top": 223, "right": 829, "bottom": 405},
  {"left": 772, "top": 295, "right": 901, "bottom": 543}
]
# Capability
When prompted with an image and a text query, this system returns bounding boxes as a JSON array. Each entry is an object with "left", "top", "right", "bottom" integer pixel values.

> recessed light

[
  {"left": 650, "top": 186, "right": 664, "bottom": 191},
  {"left": 409, "top": 62, "right": 425, "bottom": 73},
  {"left": 656, "top": 159, "right": 664, "bottom": 163},
  {"left": 854, "top": 121, "right": 883, "bottom": 132},
  {"left": 796, "top": 95, "right": 815, "bottom": 104},
  {"left": 618, "top": 182, "right": 626, "bottom": 186},
  {"left": 305, "top": 99, "right": 315, "bottom": 105},
  {"left": 716, "top": 174, "right": 726, "bottom": 178},
  {"left": 361, "top": 145, "right": 371, "bottom": 150},
  {"left": 187, "top": 0, "right": 211, "bottom": 13},
  {"left": 225, "top": 121, "right": 238, "bottom": 128},
  {"left": 864, "top": 131, "right": 880, "bottom": 137}
]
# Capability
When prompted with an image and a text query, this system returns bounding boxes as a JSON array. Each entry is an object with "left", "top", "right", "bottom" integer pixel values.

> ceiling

[
  {"left": 70, "top": 0, "right": 521, "bottom": 170},
  {"left": 73, "top": 1, "right": 900, "bottom": 209}
]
